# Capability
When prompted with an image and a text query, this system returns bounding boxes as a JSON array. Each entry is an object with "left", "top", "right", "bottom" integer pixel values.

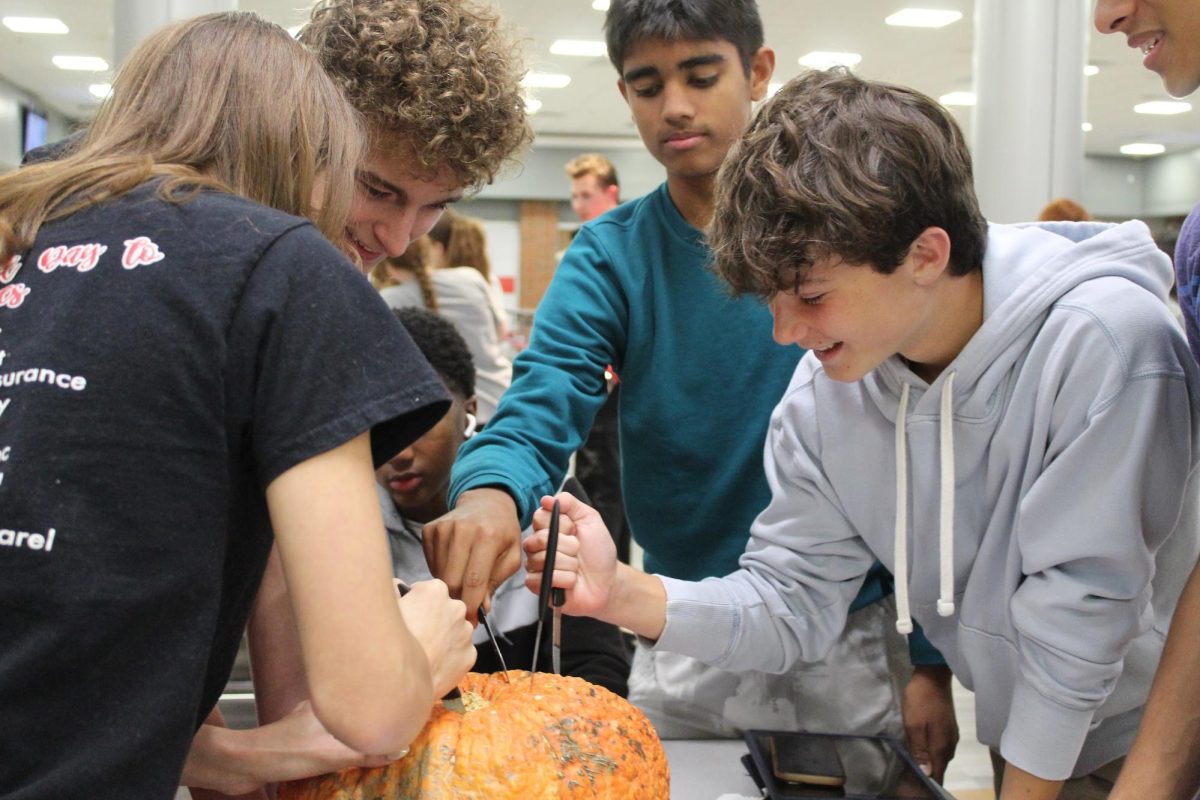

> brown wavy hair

[
  {"left": 0, "top": 12, "right": 362, "bottom": 263},
  {"left": 710, "top": 68, "right": 987, "bottom": 299},
  {"left": 428, "top": 211, "right": 491, "bottom": 281},
  {"left": 300, "top": 0, "right": 532, "bottom": 190}
]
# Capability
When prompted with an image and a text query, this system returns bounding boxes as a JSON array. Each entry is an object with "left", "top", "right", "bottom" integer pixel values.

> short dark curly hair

[
  {"left": 300, "top": 0, "right": 532, "bottom": 190},
  {"left": 710, "top": 68, "right": 987, "bottom": 299},
  {"left": 394, "top": 307, "right": 475, "bottom": 399}
]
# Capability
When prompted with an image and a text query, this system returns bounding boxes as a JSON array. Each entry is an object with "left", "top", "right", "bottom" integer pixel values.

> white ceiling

[{"left": 1, "top": 0, "right": 1196, "bottom": 159}]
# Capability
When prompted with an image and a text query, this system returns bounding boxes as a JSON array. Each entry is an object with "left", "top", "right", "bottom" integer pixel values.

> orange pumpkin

[{"left": 278, "top": 671, "right": 670, "bottom": 799}]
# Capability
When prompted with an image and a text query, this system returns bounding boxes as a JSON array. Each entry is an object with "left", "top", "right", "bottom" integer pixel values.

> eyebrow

[
  {"left": 623, "top": 52, "right": 727, "bottom": 83},
  {"left": 361, "top": 170, "right": 463, "bottom": 206}
]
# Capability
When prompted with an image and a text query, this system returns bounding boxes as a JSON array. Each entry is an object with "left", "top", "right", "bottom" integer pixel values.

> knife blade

[
  {"left": 531, "top": 498, "right": 561, "bottom": 674},
  {"left": 395, "top": 579, "right": 466, "bottom": 712},
  {"left": 478, "top": 605, "right": 511, "bottom": 682},
  {"left": 551, "top": 586, "right": 564, "bottom": 675}
]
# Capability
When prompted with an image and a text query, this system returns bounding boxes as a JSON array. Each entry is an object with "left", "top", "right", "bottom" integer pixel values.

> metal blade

[
  {"left": 551, "top": 607, "right": 562, "bottom": 675},
  {"left": 478, "top": 606, "right": 511, "bottom": 682},
  {"left": 531, "top": 608, "right": 545, "bottom": 673}
]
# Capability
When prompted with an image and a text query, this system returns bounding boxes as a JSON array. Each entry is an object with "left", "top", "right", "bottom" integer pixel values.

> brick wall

[{"left": 518, "top": 200, "right": 560, "bottom": 311}]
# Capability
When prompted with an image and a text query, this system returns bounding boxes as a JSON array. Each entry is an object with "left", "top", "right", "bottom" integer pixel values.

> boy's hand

[
  {"left": 396, "top": 579, "right": 476, "bottom": 698},
  {"left": 524, "top": 491, "right": 618, "bottom": 617},
  {"left": 901, "top": 665, "right": 958, "bottom": 783},
  {"left": 422, "top": 488, "right": 523, "bottom": 621}
]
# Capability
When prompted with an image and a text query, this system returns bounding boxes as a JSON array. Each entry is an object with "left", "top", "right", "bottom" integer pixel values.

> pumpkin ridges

[{"left": 279, "top": 671, "right": 669, "bottom": 800}]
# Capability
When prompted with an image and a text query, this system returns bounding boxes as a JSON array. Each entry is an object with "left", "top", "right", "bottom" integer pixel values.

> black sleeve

[{"left": 228, "top": 224, "right": 450, "bottom": 486}]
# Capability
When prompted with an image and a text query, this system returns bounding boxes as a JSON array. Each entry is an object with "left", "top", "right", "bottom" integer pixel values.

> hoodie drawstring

[
  {"left": 894, "top": 374, "right": 957, "bottom": 636},
  {"left": 894, "top": 383, "right": 913, "bottom": 634}
]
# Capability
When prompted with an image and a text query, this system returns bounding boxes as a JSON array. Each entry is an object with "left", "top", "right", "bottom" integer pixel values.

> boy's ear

[
  {"left": 908, "top": 227, "right": 953, "bottom": 285},
  {"left": 465, "top": 395, "right": 478, "bottom": 417},
  {"left": 748, "top": 47, "right": 776, "bottom": 102},
  {"left": 618, "top": 78, "right": 629, "bottom": 105}
]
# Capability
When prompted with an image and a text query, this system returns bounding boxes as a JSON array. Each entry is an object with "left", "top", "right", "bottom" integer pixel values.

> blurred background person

[
  {"left": 1038, "top": 197, "right": 1093, "bottom": 222},
  {"left": 380, "top": 214, "right": 513, "bottom": 423},
  {"left": 566, "top": 152, "right": 620, "bottom": 222}
]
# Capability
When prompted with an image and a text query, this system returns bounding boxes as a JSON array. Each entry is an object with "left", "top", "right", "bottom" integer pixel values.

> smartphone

[{"left": 771, "top": 734, "right": 846, "bottom": 787}]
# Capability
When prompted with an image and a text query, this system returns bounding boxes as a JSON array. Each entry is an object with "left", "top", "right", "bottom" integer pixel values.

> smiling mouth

[{"left": 348, "top": 231, "right": 379, "bottom": 257}]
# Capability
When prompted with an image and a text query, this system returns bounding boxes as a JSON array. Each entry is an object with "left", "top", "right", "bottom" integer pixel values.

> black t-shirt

[{"left": 0, "top": 182, "right": 449, "bottom": 799}]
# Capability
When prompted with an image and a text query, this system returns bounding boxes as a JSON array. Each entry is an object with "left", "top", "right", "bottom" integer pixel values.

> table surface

[
  {"left": 661, "top": 739, "right": 961, "bottom": 800},
  {"left": 663, "top": 739, "right": 761, "bottom": 799}
]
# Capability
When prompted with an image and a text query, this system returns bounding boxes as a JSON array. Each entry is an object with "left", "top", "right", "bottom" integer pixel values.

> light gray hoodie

[{"left": 655, "top": 220, "right": 1200, "bottom": 780}]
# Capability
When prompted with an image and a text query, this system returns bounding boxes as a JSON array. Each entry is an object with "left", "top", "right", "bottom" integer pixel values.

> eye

[
  {"left": 358, "top": 176, "right": 391, "bottom": 200},
  {"left": 799, "top": 293, "right": 827, "bottom": 306},
  {"left": 690, "top": 74, "right": 718, "bottom": 88},
  {"left": 632, "top": 82, "right": 661, "bottom": 98}
]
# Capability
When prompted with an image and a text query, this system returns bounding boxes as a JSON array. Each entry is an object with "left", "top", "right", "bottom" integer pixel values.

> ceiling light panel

[
  {"left": 939, "top": 91, "right": 976, "bottom": 106},
  {"left": 885, "top": 9, "right": 962, "bottom": 28},
  {"left": 522, "top": 72, "right": 572, "bottom": 89},
  {"left": 88, "top": 83, "right": 112, "bottom": 100},
  {"left": 1134, "top": 100, "right": 1192, "bottom": 115},
  {"left": 3, "top": 17, "right": 69, "bottom": 34},
  {"left": 592, "top": 0, "right": 610, "bottom": 9},
  {"left": 550, "top": 39, "right": 607, "bottom": 57},
  {"left": 52, "top": 55, "right": 109, "bottom": 71},
  {"left": 1120, "top": 143, "right": 1165, "bottom": 156},
  {"left": 798, "top": 51, "right": 862, "bottom": 69}
]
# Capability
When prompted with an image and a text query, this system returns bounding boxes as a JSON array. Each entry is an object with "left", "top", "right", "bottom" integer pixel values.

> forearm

[
  {"left": 1111, "top": 562, "right": 1200, "bottom": 800},
  {"left": 998, "top": 762, "right": 1064, "bottom": 800},
  {"left": 183, "top": 724, "right": 270, "bottom": 798}
]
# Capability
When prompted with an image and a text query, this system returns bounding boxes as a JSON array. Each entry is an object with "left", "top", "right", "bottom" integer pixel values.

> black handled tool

[{"left": 531, "top": 498, "right": 563, "bottom": 673}]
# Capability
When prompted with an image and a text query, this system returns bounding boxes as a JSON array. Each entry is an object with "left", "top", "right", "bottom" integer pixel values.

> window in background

[{"left": 21, "top": 106, "right": 48, "bottom": 154}]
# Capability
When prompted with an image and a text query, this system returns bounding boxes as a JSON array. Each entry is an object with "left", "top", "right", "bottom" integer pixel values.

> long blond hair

[{"left": 0, "top": 11, "right": 364, "bottom": 262}]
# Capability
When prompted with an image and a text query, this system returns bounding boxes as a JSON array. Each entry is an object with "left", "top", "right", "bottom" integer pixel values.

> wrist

[
  {"left": 607, "top": 564, "right": 667, "bottom": 640},
  {"left": 460, "top": 486, "right": 517, "bottom": 516},
  {"left": 186, "top": 725, "right": 263, "bottom": 795},
  {"left": 911, "top": 664, "right": 953, "bottom": 686}
]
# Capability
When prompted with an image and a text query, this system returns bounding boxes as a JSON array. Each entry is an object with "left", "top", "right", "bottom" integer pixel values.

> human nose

[
  {"left": 1093, "top": 0, "right": 1133, "bottom": 34},
  {"left": 769, "top": 296, "right": 809, "bottom": 346},
  {"left": 661, "top": 81, "right": 695, "bottom": 124},
  {"left": 375, "top": 211, "right": 418, "bottom": 259}
]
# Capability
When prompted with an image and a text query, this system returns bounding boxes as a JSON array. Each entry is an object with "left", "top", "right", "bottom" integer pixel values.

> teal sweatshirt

[{"left": 449, "top": 183, "right": 939, "bottom": 661}]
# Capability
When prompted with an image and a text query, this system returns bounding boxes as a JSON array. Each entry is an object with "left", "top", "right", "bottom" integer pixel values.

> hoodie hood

[{"left": 871, "top": 220, "right": 1175, "bottom": 635}]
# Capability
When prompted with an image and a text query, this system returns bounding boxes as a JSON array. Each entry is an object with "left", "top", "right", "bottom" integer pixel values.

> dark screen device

[
  {"left": 743, "top": 730, "right": 945, "bottom": 800},
  {"left": 771, "top": 734, "right": 846, "bottom": 786}
]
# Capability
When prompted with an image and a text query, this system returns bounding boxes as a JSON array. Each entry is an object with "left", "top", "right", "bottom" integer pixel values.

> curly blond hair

[{"left": 300, "top": 0, "right": 531, "bottom": 190}]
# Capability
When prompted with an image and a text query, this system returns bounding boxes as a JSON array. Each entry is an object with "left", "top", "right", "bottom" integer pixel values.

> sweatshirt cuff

[
  {"left": 448, "top": 472, "right": 533, "bottom": 527},
  {"left": 907, "top": 621, "right": 946, "bottom": 667},
  {"left": 1000, "top": 679, "right": 1096, "bottom": 780},
  {"left": 653, "top": 575, "right": 741, "bottom": 666}
]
